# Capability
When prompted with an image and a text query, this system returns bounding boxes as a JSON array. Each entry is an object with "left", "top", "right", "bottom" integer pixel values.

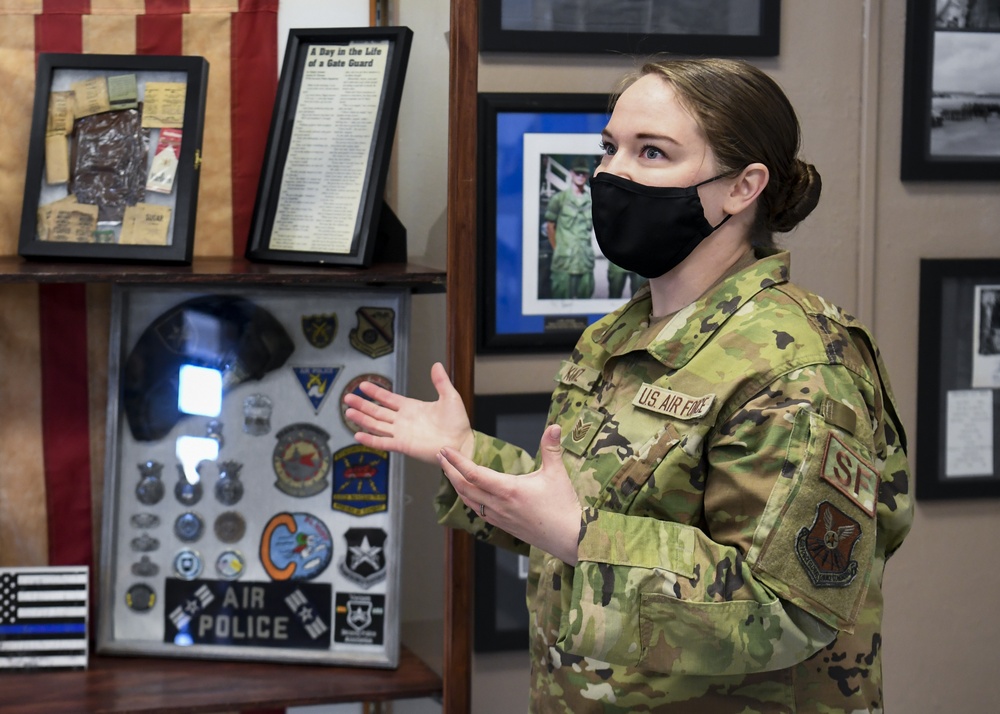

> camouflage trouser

[{"left": 550, "top": 270, "right": 594, "bottom": 300}]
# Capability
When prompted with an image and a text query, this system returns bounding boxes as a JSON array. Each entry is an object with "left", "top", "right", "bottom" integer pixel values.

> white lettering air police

[
  {"left": 195, "top": 585, "right": 290, "bottom": 640},
  {"left": 632, "top": 383, "right": 715, "bottom": 420}
]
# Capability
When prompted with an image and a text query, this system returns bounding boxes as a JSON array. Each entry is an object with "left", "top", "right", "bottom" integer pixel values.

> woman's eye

[
  {"left": 641, "top": 145, "right": 663, "bottom": 159},
  {"left": 599, "top": 140, "right": 616, "bottom": 156}
]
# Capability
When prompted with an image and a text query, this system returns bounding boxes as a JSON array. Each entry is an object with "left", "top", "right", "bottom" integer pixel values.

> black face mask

[{"left": 590, "top": 172, "right": 731, "bottom": 280}]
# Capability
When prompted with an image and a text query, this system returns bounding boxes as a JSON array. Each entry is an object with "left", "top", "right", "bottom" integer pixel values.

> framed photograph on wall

[
  {"left": 477, "top": 92, "right": 647, "bottom": 354},
  {"left": 245, "top": 27, "right": 412, "bottom": 267},
  {"left": 17, "top": 53, "right": 208, "bottom": 264},
  {"left": 472, "top": 392, "right": 551, "bottom": 652},
  {"left": 480, "top": 0, "right": 780, "bottom": 56},
  {"left": 901, "top": 0, "right": 1000, "bottom": 180},
  {"left": 917, "top": 258, "right": 1000, "bottom": 500},
  {"left": 98, "top": 283, "right": 410, "bottom": 666}
]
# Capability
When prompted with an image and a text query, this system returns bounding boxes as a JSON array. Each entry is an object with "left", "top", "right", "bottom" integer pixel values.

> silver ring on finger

[{"left": 479, "top": 503, "right": 486, "bottom": 518}]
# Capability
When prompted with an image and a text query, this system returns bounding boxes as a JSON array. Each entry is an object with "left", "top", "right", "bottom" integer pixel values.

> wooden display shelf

[
  {"left": 0, "top": 256, "right": 446, "bottom": 293},
  {"left": 0, "top": 646, "right": 442, "bottom": 713}
]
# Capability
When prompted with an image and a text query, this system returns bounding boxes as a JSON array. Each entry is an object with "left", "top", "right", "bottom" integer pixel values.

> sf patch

[
  {"left": 332, "top": 445, "right": 389, "bottom": 516},
  {"left": 796, "top": 501, "right": 861, "bottom": 588},
  {"left": 820, "top": 432, "right": 879, "bottom": 516},
  {"left": 272, "top": 423, "right": 332, "bottom": 497}
]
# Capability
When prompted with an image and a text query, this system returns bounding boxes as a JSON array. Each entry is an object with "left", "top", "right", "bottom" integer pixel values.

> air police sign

[{"left": 164, "top": 578, "right": 332, "bottom": 649}]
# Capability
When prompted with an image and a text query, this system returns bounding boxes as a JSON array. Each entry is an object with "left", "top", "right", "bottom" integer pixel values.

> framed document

[
  {"left": 917, "top": 259, "right": 1000, "bottom": 500},
  {"left": 18, "top": 53, "right": 208, "bottom": 264},
  {"left": 246, "top": 27, "right": 413, "bottom": 267},
  {"left": 98, "top": 284, "right": 409, "bottom": 667}
]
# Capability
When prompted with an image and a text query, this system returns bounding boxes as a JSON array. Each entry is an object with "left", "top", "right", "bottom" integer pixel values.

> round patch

[
  {"left": 174, "top": 512, "right": 205, "bottom": 542},
  {"left": 173, "top": 548, "right": 203, "bottom": 580},
  {"left": 339, "top": 373, "right": 393, "bottom": 434},
  {"left": 125, "top": 583, "right": 156, "bottom": 612},
  {"left": 214, "top": 511, "right": 247, "bottom": 544},
  {"left": 259, "top": 512, "right": 333, "bottom": 581},
  {"left": 272, "top": 423, "right": 332, "bottom": 497},
  {"left": 216, "top": 550, "right": 246, "bottom": 580}
]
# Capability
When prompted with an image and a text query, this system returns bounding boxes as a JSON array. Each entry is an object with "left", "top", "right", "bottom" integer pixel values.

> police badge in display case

[{"left": 98, "top": 284, "right": 408, "bottom": 667}]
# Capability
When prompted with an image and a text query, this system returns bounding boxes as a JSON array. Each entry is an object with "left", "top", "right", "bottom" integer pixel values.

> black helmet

[{"left": 123, "top": 294, "right": 295, "bottom": 442}]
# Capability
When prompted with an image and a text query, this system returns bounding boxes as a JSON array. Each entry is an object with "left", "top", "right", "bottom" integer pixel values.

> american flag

[{"left": 0, "top": 567, "right": 88, "bottom": 670}]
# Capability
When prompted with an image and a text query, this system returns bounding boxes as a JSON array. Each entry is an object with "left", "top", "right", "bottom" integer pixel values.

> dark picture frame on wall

[
  {"left": 480, "top": 0, "right": 780, "bottom": 56},
  {"left": 917, "top": 258, "right": 1000, "bottom": 500},
  {"left": 478, "top": 92, "right": 649, "bottom": 354},
  {"left": 473, "top": 392, "right": 551, "bottom": 652},
  {"left": 901, "top": 0, "right": 1000, "bottom": 180},
  {"left": 246, "top": 27, "right": 412, "bottom": 267},
  {"left": 17, "top": 53, "right": 209, "bottom": 264}
]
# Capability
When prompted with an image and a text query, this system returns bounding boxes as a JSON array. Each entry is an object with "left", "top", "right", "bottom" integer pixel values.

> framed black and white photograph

[
  {"left": 473, "top": 392, "right": 551, "bottom": 652},
  {"left": 477, "top": 93, "right": 646, "bottom": 354},
  {"left": 98, "top": 283, "right": 409, "bottom": 666},
  {"left": 917, "top": 258, "right": 1000, "bottom": 500},
  {"left": 901, "top": 0, "right": 1000, "bottom": 180},
  {"left": 246, "top": 27, "right": 412, "bottom": 267},
  {"left": 17, "top": 53, "right": 208, "bottom": 264},
  {"left": 480, "top": 0, "right": 780, "bottom": 56}
]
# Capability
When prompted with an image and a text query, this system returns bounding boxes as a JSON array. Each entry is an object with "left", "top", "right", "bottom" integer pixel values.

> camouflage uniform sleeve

[
  {"left": 563, "top": 364, "right": 890, "bottom": 675},
  {"left": 433, "top": 429, "right": 537, "bottom": 555}
]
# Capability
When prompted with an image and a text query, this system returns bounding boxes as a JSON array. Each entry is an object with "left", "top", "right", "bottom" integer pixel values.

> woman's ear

[{"left": 725, "top": 162, "right": 768, "bottom": 215}]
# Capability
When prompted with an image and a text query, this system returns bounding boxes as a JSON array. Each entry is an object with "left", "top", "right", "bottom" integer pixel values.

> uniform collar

[{"left": 590, "top": 248, "right": 791, "bottom": 368}]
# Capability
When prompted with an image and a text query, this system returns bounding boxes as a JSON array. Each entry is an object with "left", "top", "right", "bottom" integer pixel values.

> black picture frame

[
  {"left": 917, "top": 258, "right": 1000, "bottom": 500},
  {"left": 901, "top": 0, "right": 1000, "bottom": 181},
  {"left": 479, "top": 92, "right": 650, "bottom": 354},
  {"left": 18, "top": 53, "right": 209, "bottom": 264},
  {"left": 473, "top": 392, "right": 551, "bottom": 652},
  {"left": 480, "top": 0, "right": 780, "bottom": 56},
  {"left": 245, "top": 27, "right": 412, "bottom": 267}
]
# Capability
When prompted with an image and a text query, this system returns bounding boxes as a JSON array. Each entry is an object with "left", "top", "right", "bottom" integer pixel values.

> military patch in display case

[{"left": 97, "top": 284, "right": 407, "bottom": 667}]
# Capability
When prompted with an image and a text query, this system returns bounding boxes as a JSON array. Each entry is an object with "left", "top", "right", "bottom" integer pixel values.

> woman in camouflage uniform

[{"left": 344, "top": 58, "right": 913, "bottom": 713}]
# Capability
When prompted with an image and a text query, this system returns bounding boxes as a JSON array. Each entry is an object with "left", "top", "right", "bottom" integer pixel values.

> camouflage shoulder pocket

[{"left": 748, "top": 409, "right": 878, "bottom": 631}]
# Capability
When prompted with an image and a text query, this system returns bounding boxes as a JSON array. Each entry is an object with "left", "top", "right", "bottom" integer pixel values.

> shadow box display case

[{"left": 97, "top": 283, "right": 408, "bottom": 668}]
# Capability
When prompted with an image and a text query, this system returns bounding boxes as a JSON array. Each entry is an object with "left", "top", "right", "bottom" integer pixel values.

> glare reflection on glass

[{"left": 178, "top": 364, "right": 223, "bottom": 417}]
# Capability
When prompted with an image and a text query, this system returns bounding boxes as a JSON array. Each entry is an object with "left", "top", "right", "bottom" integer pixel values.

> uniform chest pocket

[{"left": 592, "top": 414, "right": 682, "bottom": 512}]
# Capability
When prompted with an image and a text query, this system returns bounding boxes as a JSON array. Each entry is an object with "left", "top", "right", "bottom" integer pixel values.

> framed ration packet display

[
  {"left": 18, "top": 53, "right": 208, "bottom": 264},
  {"left": 98, "top": 284, "right": 408, "bottom": 667}
]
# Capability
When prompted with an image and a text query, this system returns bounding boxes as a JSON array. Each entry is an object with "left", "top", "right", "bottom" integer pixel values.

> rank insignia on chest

[
  {"left": 561, "top": 407, "right": 604, "bottom": 456},
  {"left": 795, "top": 501, "right": 861, "bottom": 588}
]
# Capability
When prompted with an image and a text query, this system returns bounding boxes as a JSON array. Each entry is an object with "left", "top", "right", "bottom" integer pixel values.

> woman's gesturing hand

[
  {"left": 343, "top": 361, "right": 474, "bottom": 465},
  {"left": 436, "top": 424, "right": 583, "bottom": 565}
]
